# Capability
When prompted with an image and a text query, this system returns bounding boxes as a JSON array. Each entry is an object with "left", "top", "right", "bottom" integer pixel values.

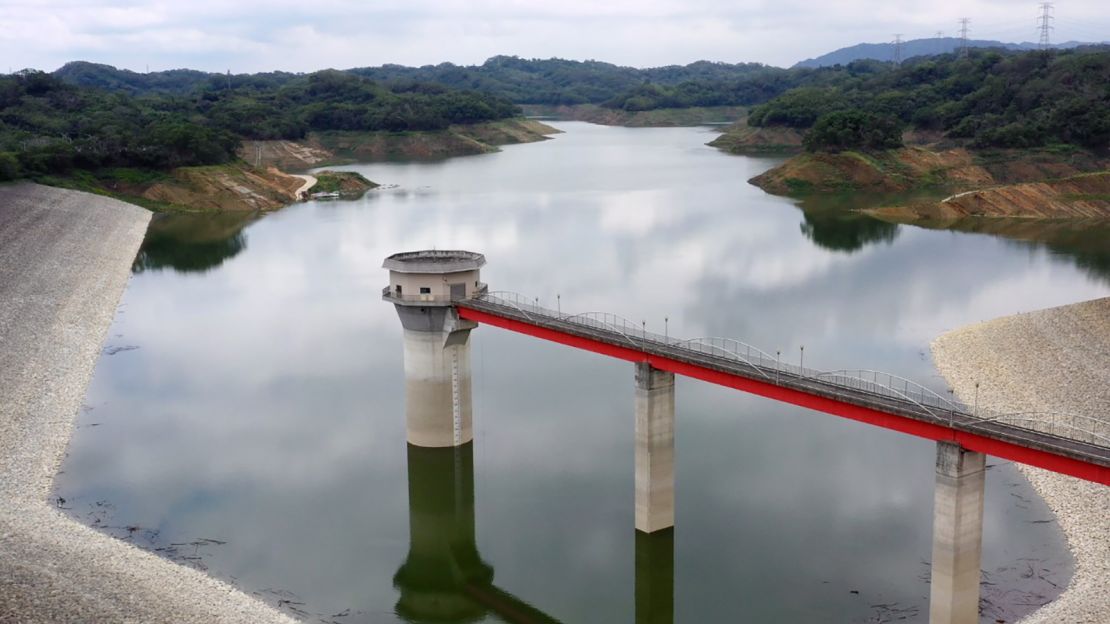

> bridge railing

[
  {"left": 966, "top": 411, "right": 1110, "bottom": 446},
  {"left": 468, "top": 292, "right": 1110, "bottom": 449}
]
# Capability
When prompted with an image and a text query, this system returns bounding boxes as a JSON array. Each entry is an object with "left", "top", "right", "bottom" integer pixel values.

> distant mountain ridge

[
  {"left": 793, "top": 38, "right": 1104, "bottom": 68},
  {"left": 52, "top": 58, "right": 776, "bottom": 104},
  {"left": 53, "top": 61, "right": 298, "bottom": 96}
]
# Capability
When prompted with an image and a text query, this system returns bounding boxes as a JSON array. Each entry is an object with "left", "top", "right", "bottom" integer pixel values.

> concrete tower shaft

[{"left": 384, "top": 250, "right": 486, "bottom": 447}]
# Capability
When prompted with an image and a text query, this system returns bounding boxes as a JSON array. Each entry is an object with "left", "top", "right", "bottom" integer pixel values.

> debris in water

[{"left": 104, "top": 345, "right": 140, "bottom": 355}]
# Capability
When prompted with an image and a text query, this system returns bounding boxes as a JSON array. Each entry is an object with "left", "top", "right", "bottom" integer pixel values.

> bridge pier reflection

[
  {"left": 393, "top": 442, "right": 677, "bottom": 623},
  {"left": 635, "top": 529, "right": 675, "bottom": 624},
  {"left": 393, "top": 443, "right": 491, "bottom": 622}
]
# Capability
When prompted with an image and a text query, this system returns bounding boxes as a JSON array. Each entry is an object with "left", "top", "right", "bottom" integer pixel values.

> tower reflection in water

[{"left": 392, "top": 443, "right": 674, "bottom": 624}]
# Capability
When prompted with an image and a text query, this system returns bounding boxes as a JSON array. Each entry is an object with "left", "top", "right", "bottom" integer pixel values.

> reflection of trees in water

[
  {"left": 134, "top": 232, "right": 246, "bottom": 274},
  {"left": 1024, "top": 240, "right": 1110, "bottom": 286},
  {"left": 798, "top": 210, "right": 900, "bottom": 253},
  {"left": 796, "top": 193, "right": 1110, "bottom": 283},
  {"left": 1066, "top": 249, "right": 1110, "bottom": 283},
  {"left": 944, "top": 218, "right": 1110, "bottom": 286},
  {"left": 132, "top": 212, "right": 255, "bottom": 274}
]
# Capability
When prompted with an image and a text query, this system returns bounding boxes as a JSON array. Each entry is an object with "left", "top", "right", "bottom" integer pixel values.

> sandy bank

[
  {"left": 932, "top": 298, "right": 1110, "bottom": 623},
  {"left": 243, "top": 118, "right": 562, "bottom": 169},
  {"left": 0, "top": 183, "right": 295, "bottom": 623},
  {"left": 521, "top": 103, "right": 747, "bottom": 127},
  {"left": 749, "top": 146, "right": 1107, "bottom": 206},
  {"left": 138, "top": 164, "right": 303, "bottom": 211},
  {"left": 708, "top": 122, "right": 804, "bottom": 153}
]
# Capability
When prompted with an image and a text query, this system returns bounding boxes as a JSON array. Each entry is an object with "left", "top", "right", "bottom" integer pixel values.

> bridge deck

[{"left": 453, "top": 296, "right": 1110, "bottom": 486}]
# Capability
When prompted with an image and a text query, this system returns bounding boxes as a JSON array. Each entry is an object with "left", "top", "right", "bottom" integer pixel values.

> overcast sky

[{"left": 2, "top": 0, "right": 1107, "bottom": 73}]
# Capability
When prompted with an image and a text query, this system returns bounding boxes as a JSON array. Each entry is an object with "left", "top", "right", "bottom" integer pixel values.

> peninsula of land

[
  {"left": 0, "top": 183, "right": 295, "bottom": 623},
  {"left": 727, "top": 47, "right": 1109, "bottom": 221},
  {"left": 932, "top": 298, "right": 1110, "bottom": 624}
]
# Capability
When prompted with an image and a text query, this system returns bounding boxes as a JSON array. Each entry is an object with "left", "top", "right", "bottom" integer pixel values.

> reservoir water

[{"left": 57, "top": 122, "right": 1110, "bottom": 623}]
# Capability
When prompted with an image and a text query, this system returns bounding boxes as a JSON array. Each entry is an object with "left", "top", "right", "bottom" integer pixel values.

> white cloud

[{"left": 1, "top": 0, "right": 1106, "bottom": 73}]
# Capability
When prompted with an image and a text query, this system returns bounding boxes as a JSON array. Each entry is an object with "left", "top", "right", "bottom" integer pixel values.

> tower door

[{"left": 449, "top": 283, "right": 466, "bottom": 300}]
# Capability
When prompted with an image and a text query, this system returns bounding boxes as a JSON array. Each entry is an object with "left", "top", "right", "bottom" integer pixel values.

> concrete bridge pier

[
  {"left": 929, "top": 441, "right": 986, "bottom": 624},
  {"left": 635, "top": 362, "right": 675, "bottom": 534}
]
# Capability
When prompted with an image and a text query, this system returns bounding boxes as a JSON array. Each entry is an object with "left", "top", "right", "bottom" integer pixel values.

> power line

[
  {"left": 893, "top": 34, "right": 904, "bottom": 65},
  {"left": 1038, "top": 2, "right": 1055, "bottom": 49},
  {"left": 958, "top": 17, "right": 971, "bottom": 58}
]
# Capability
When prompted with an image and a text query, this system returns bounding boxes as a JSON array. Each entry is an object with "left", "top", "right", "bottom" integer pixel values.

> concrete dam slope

[
  {"left": 932, "top": 297, "right": 1110, "bottom": 624},
  {"left": 0, "top": 183, "right": 295, "bottom": 624}
]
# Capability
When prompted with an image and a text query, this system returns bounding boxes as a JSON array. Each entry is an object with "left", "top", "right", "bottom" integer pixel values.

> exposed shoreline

[
  {"left": 520, "top": 103, "right": 747, "bottom": 127},
  {"left": 931, "top": 298, "right": 1110, "bottom": 623},
  {"left": 0, "top": 183, "right": 294, "bottom": 623},
  {"left": 747, "top": 144, "right": 1109, "bottom": 221},
  {"left": 241, "top": 118, "right": 561, "bottom": 170}
]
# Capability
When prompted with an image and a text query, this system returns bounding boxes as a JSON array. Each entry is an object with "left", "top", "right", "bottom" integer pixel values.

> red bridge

[
  {"left": 382, "top": 248, "right": 1108, "bottom": 624},
  {"left": 456, "top": 291, "right": 1109, "bottom": 486}
]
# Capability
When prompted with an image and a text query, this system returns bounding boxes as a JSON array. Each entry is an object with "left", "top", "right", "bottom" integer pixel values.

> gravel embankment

[
  {"left": 0, "top": 183, "right": 296, "bottom": 624},
  {"left": 932, "top": 297, "right": 1110, "bottom": 624}
]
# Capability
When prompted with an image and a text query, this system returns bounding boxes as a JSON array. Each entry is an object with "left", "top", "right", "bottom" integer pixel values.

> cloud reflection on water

[{"left": 59, "top": 122, "right": 1101, "bottom": 623}]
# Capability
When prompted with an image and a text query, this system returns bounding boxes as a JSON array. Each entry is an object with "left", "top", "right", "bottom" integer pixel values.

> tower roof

[{"left": 382, "top": 250, "right": 486, "bottom": 274}]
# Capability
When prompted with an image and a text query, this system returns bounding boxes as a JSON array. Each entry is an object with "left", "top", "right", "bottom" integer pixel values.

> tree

[
  {"left": 0, "top": 152, "right": 20, "bottom": 180},
  {"left": 803, "top": 111, "right": 904, "bottom": 152}
]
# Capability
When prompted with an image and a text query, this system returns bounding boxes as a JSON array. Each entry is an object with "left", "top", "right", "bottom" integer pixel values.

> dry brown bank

[{"left": 241, "top": 118, "right": 561, "bottom": 169}]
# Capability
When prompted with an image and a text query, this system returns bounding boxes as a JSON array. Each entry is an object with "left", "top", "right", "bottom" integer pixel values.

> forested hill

[
  {"left": 53, "top": 44, "right": 1110, "bottom": 116},
  {"left": 54, "top": 61, "right": 232, "bottom": 95},
  {"left": 52, "top": 57, "right": 851, "bottom": 113},
  {"left": 348, "top": 57, "right": 776, "bottom": 104},
  {"left": 0, "top": 69, "right": 518, "bottom": 180},
  {"left": 748, "top": 48, "right": 1110, "bottom": 151},
  {"left": 55, "top": 58, "right": 782, "bottom": 105}
]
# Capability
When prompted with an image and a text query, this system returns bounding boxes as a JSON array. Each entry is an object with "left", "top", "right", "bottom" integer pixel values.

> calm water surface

[{"left": 58, "top": 122, "right": 1110, "bottom": 623}]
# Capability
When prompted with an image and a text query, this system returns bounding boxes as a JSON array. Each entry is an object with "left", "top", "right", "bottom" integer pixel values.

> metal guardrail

[{"left": 460, "top": 291, "right": 1110, "bottom": 451}]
